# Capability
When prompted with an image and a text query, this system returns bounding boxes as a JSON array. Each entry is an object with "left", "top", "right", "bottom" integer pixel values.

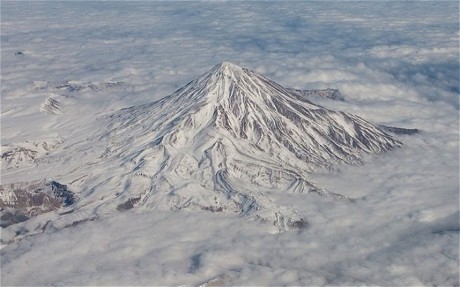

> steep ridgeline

[
  {"left": 287, "top": 88, "right": 344, "bottom": 101},
  {"left": 93, "top": 62, "right": 401, "bottom": 231}
]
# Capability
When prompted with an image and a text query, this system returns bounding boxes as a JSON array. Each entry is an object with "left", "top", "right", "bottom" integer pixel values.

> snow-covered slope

[
  {"left": 40, "top": 96, "right": 64, "bottom": 115},
  {"left": 1, "top": 139, "right": 62, "bottom": 170},
  {"left": 65, "top": 62, "right": 401, "bottom": 230}
]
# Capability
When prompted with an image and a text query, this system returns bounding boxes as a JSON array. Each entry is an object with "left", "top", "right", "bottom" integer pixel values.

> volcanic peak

[
  {"left": 74, "top": 62, "right": 402, "bottom": 231},
  {"left": 215, "top": 61, "right": 243, "bottom": 75},
  {"left": 201, "top": 61, "right": 257, "bottom": 88}
]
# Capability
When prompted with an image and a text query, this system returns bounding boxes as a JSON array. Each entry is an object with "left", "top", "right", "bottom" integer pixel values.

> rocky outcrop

[{"left": 0, "top": 180, "right": 75, "bottom": 228}]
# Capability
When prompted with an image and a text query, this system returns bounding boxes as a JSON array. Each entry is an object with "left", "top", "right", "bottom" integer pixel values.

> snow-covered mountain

[
  {"left": 2, "top": 3, "right": 458, "bottom": 285},
  {"left": 1, "top": 139, "right": 62, "bottom": 170},
  {"left": 1, "top": 62, "right": 402, "bottom": 233},
  {"left": 62, "top": 61, "right": 400, "bottom": 231},
  {"left": 40, "top": 96, "right": 64, "bottom": 115}
]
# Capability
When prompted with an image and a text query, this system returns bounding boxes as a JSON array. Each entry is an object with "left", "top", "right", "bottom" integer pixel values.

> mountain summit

[
  {"left": 78, "top": 62, "right": 401, "bottom": 231},
  {"left": 214, "top": 61, "right": 244, "bottom": 75}
]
